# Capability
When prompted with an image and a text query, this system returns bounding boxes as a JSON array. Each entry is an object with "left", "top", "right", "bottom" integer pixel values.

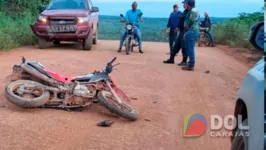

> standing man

[
  {"left": 163, "top": 1, "right": 189, "bottom": 66},
  {"left": 182, "top": 0, "right": 199, "bottom": 71},
  {"left": 118, "top": 1, "right": 144, "bottom": 53},
  {"left": 203, "top": 12, "right": 214, "bottom": 47},
  {"left": 166, "top": 4, "right": 182, "bottom": 54}
]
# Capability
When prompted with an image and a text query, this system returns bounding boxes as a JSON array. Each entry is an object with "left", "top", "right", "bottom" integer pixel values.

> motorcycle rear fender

[{"left": 89, "top": 74, "right": 110, "bottom": 83}]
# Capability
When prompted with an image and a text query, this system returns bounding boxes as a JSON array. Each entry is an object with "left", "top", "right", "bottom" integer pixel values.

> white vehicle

[{"left": 231, "top": 21, "right": 265, "bottom": 150}]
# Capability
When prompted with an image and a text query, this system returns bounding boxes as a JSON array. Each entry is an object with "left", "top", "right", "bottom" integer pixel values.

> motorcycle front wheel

[
  {"left": 5, "top": 80, "right": 50, "bottom": 108},
  {"left": 125, "top": 38, "right": 131, "bottom": 55},
  {"left": 97, "top": 91, "right": 138, "bottom": 121}
]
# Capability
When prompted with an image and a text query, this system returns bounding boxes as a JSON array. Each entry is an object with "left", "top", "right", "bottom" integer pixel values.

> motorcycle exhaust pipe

[{"left": 21, "top": 63, "right": 58, "bottom": 86}]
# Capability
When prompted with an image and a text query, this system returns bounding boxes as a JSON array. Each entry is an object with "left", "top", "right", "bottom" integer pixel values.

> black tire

[
  {"left": 83, "top": 31, "right": 93, "bottom": 51},
  {"left": 231, "top": 119, "right": 248, "bottom": 150},
  {"left": 38, "top": 38, "right": 48, "bottom": 49},
  {"left": 97, "top": 91, "right": 138, "bottom": 121},
  {"left": 93, "top": 30, "right": 98, "bottom": 45},
  {"left": 53, "top": 40, "right": 60, "bottom": 45},
  {"left": 204, "top": 33, "right": 211, "bottom": 47},
  {"left": 125, "top": 38, "right": 131, "bottom": 55},
  {"left": 5, "top": 80, "right": 50, "bottom": 108},
  {"left": 197, "top": 39, "right": 201, "bottom": 47}
]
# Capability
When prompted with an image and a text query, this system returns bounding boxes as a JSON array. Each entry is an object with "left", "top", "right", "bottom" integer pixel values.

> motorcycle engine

[{"left": 73, "top": 84, "right": 96, "bottom": 98}]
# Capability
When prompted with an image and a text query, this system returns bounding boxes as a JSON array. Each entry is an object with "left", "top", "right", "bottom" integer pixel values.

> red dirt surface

[{"left": 0, "top": 41, "right": 253, "bottom": 150}]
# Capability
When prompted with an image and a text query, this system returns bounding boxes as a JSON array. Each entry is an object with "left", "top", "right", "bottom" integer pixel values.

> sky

[{"left": 93, "top": 0, "right": 263, "bottom": 18}]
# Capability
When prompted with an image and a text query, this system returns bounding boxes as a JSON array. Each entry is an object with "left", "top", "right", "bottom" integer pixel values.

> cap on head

[
  {"left": 132, "top": 1, "right": 138, "bottom": 6},
  {"left": 173, "top": 4, "right": 178, "bottom": 8},
  {"left": 182, "top": 0, "right": 195, "bottom": 8}
]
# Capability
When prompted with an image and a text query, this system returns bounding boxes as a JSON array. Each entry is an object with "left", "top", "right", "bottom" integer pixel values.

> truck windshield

[{"left": 47, "top": 0, "right": 88, "bottom": 10}]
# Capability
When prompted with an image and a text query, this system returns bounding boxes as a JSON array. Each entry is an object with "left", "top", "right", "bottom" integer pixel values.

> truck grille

[
  {"left": 48, "top": 17, "right": 77, "bottom": 33},
  {"left": 49, "top": 17, "right": 77, "bottom": 25}
]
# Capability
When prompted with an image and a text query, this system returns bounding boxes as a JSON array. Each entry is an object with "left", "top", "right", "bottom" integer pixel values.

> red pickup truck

[{"left": 31, "top": 0, "right": 99, "bottom": 50}]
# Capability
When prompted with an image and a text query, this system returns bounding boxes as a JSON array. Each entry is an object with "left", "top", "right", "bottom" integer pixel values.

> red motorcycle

[{"left": 5, "top": 57, "right": 138, "bottom": 121}]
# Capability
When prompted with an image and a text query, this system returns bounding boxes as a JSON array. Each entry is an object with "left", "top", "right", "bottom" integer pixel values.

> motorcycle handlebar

[{"left": 109, "top": 57, "right": 117, "bottom": 65}]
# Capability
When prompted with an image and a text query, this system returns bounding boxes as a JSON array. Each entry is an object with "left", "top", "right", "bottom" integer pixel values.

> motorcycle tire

[
  {"left": 125, "top": 38, "right": 131, "bottom": 55},
  {"left": 197, "top": 39, "right": 201, "bottom": 47},
  {"left": 5, "top": 80, "right": 50, "bottom": 108},
  {"left": 97, "top": 91, "right": 138, "bottom": 121},
  {"left": 204, "top": 33, "right": 211, "bottom": 47}
]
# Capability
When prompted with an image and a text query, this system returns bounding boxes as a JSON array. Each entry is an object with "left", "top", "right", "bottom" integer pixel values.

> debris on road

[
  {"left": 145, "top": 119, "right": 151, "bottom": 122},
  {"left": 153, "top": 101, "right": 157, "bottom": 104},
  {"left": 97, "top": 120, "right": 114, "bottom": 127},
  {"left": 205, "top": 70, "right": 210, "bottom": 74},
  {"left": 0, "top": 104, "right": 6, "bottom": 108},
  {"left": 131, "top": 97, "right": 138, "bottom": 100}
]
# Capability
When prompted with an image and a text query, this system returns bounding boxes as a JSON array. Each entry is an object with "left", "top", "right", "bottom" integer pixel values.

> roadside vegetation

[
  {"left": 212, "top": 11, "right": 264, "bottom": 49},
  {"left": 0, "top": 0, "right": 263, "bottom": 50},
  {"left": 0, "top": 0, "right": 49, "bottom": 50}
]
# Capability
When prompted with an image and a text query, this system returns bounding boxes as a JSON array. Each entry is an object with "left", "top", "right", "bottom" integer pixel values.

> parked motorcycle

[
  {"left": 5, "top": 57, "right": 138, "bottom": 121},
  {"left": 198, "top": 27, "right": 211, "bottom": 47},
  {"left": 120, "top": 13, "right": 142, "bottom": 55}
]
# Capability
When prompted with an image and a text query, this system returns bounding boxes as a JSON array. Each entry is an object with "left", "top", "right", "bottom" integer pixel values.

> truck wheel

[
  {"left": 231, "top": 119, "right": 248, "bottom": 150},
  {"left": 83, "top": 31, "right": 93, "bottom": 51},
  {"left": 38, "top": 38, "right": 48, "bottom": 49},
  {"left": 93, "top": 30, "right": 98, "bottom": 45},
  {"left": 53, "top": 40, "right": 60, "bottom": 45}
]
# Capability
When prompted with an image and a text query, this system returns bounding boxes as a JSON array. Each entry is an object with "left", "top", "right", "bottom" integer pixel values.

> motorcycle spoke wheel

[
  {"left": 12, "top": 84, "right": 44, "bottom": 100},
  {"left": 104, "top": 92, "right": 135, "bottom": 113}
]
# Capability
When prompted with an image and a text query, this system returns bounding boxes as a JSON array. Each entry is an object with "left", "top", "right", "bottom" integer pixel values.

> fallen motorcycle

[{"left": 5, "top": 57, "right": 138, "bottom": 121}]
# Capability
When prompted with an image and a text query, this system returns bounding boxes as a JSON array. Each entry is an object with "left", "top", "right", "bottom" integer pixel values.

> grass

[
  {"left": 0, "top": 12, "right": 37, "bottom": 50},
  {"left": 212, "top": 12, "right": 264, "bottom": 49}
]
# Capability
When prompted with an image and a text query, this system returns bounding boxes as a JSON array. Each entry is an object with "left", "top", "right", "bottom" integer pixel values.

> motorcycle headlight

[
  {"left": 78, "top": 17, "right": 89, "bottom": 24},
  {"left": 126, "top": 24, "right": 132, "bottom": 30},
  {"left": 38, "top": 16, "right": 48, "bottom": 23}
]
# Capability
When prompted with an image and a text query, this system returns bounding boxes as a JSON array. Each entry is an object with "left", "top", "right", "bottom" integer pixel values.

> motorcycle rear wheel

[
  {"left": 97, "top": 91, "right": 138, "bottom": 121},
  {"left": 203, "top": 33, "right": 211, "bottom": 47},
  {"left": 5, "top": 80, "right": 50, "bottom": 108}
]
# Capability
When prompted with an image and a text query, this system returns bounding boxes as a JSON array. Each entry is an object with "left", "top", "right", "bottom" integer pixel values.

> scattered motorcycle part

[{"left": 97, "top": 120, "right": 114, "bottom": 127}]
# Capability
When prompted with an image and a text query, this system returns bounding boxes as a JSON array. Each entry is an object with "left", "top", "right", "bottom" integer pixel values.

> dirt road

[{"left": 0, "top": 40, "right": 252, "bottom": 150}]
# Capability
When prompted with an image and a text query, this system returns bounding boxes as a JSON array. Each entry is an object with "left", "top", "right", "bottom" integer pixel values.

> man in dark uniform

[
  {"left": 163, "top": 1, "right": 189, "bottom": 66},
  {"left": 166, "top": 4, "right": 182, "bottom": 54}
]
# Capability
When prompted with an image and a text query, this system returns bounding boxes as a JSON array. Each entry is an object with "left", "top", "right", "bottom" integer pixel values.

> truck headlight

[
  {"left": 78, "top": 17, "right": 89, "bottom": 24},
  {"left": 38, "top": 16, "right": 48, "bottom": 23}
]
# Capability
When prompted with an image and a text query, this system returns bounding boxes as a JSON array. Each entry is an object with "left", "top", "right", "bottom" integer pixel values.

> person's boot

[
  {"left": 178, "top": 62, "right": 187, "bottom": 66},
  {"left": 139, "top": 49, "right": 144, "bottom": 54},
  {"left": 177, "top": 57, "right": 187, "bottom": 66},
  {"left": 182, "top": 66, "right": 194, "bottom": 71},
  {"left": 163, "top": 55, "right": 175, "bottom": 64},
  {"left": 118, "top": 48, "right": 122, "bottom": 52}
]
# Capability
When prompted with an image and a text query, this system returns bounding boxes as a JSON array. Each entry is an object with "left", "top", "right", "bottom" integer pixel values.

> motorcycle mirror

[{"left": 120, "top": 14, "right": 124, "bottom": 17}]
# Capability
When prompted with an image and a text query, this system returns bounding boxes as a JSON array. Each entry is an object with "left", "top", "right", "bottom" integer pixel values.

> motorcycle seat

[
  {"left": 27, "top": 62, "right": 52, "bottom": 78},
  {"left": 27, "top": 62, "right": 71, "bottom": 83}
]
